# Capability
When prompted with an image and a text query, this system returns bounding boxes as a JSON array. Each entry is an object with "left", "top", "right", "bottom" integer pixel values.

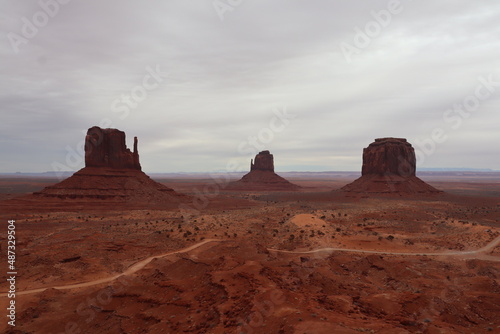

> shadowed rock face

[
  {"left": 341, "top": 138, "right": 442, "bottom": 195},
  {"left": 85, "top": 126, "right": 141, "bottom": 170},
  {"left": 251, "top": 150, "right": 274, "bottom": 172},
  {"left": 361, "top": 138, "right": 416, "bottom": 177}
]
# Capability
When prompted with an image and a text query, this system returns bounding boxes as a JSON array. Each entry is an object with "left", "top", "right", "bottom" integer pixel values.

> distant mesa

[
  {"left": 227, "top": 150, "right": 300, "bottom": 191},
  {"left": 341, "top": 138, "right": 442, "bottom": 195},
  {"left": 30, "top": 126, "right": 186, "bottom": 208}
]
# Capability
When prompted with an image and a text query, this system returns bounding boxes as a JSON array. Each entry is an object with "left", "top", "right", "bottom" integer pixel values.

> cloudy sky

[{"left": 1, "top": 0, "right": 499, "bottom": 173}]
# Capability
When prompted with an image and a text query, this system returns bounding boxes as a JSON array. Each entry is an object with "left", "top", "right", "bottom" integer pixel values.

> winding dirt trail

[
  {"left": 1, "top": 239, "right": 223, "bottom": 297},
  {"left": 268, "top": 235, "right": 500, "bottom": 259},
  {"left": 2, "top": 236, "right": 499, "bottom": 297}
]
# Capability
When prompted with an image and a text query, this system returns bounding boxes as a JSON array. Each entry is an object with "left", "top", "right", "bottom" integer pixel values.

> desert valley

[
  {"left": 3, "top": 2, "right": 500, "bottom": 333},
  {"left": 0, "top": 128, "right": 499, "bottom": 334}
]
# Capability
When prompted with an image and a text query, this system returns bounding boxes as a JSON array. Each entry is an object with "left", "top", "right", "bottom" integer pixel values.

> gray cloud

[{"left": 1, "top": 0, "right": 499, "bottom": 173}]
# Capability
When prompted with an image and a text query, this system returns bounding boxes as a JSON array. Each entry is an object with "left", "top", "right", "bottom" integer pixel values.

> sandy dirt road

[
  {"left": 2, "top": 236, "right": 499, "bottom": 297},
  {"left": 1, "top": 239, "right": 223, "bottom": 297},
  {"left": 268, "top": 235, "right": 500, "bottom": 258}
]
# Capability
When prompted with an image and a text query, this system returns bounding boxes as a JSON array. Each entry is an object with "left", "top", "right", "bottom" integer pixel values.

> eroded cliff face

[
  {"left": 31, "top": 126, "right": 187, "bottom": 207},
  {"left": 361, "top": 138, "right": 415, "bottom": 177},
  {"left": 342, "top": 138, "right": 442, "bottom": 195},
  {"left": 85, "top": 126, "right": 141, "bottom": 170},
  {"left": 251, "top": 150, "right": 274, "bottom": 172}
]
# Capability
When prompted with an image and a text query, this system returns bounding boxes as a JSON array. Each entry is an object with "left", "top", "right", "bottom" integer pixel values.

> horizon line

[{"left": 1, "top": 168, "right": 499, "bottom": 175}]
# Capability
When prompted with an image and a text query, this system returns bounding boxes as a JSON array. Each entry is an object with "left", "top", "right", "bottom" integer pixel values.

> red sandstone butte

[
  {"left": 29, "top": 126, "right": 186, "bottom": 208},
  {"left": 227, "top": 150, "right": 300, "bottom": 191},
  {"left": 85, "top": 126, "right": 141, "bottom": 170},
  {"left": 251, "top": 150, "right": 275, "bottom": 172},
  {"left": 341, "top": 138, "right": 442, "bottom": 195}
]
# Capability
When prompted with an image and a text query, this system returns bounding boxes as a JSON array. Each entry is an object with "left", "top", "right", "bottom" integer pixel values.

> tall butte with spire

[
  {"left": 340, "top": 138, "right": 442, "bottom": 195},
  {"left": 84, "top": 126, "right": 141, "bottom": 170},
  {"left": 227, "top": 150, "right": 300, "bottom": 191},
  {"left": 29, "top": 126, "right": 186, "bottom": 208}
]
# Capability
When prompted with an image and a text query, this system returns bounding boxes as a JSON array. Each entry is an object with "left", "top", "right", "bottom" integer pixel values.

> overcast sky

[{"left": 1, "top": 0, "right": 499, "bottom": 173}]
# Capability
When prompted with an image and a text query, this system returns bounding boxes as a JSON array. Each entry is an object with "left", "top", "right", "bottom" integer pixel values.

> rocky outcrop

[
  {"left": 341, "top": 138, "right": 442, "bottom": 195},
  {"left": 361, "top": 138, "right": 415, "bottom": 177},
  {"left": 85, "top": 126, "right": 141, "bottom": 170},
  {"left": 31, "top": 126, "right": 186, "bottom": 208},
  {"left": 251, "top": 150, "right": 274, "bottom": 172},
  {"left": 227, "top": 151, "right": 300, "bottom": 191},
  {"left": 34, "top": 167, "right": 181, "bottom": 204}
]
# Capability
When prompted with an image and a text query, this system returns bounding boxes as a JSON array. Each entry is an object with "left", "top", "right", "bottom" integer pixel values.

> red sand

[{"left": 0, "top": 173, "right": 499, "bottom": 333}]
